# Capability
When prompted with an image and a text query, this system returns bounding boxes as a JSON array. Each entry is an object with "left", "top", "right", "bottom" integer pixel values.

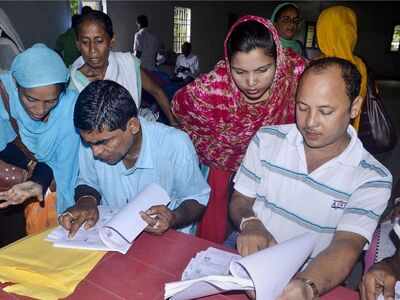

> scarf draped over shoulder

[
  {"left": 70, "top": 51, "right": 142, "bottom": 110},
  {"left": 0, "top": 73, "right": 80, "bottom": 213},
  {"left": 316, "top": 6, "right": 367, "bottom": 130},
  {"left": 172, "top": 15, "right": 306, "bottom": 172}
]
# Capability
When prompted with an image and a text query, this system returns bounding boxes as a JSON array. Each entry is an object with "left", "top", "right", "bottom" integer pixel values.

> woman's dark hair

[
  {"left": 275, "top": 4, "right": 299, "bottom": 21},
  {"left": 227, "top": 21, "right": 276, "bottom": 61},
  {"left": 74, "top": 80, "right": 138, "bottom": 132},
  {"left": 75, "top": 10, "right": 114, "bottom": 39}
]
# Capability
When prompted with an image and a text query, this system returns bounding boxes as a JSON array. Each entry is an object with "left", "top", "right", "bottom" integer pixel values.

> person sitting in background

[
  {"left": 172, "top": 15, "right": 305, "bottom": 244},
  {"left": 133, "top": 15, "right": 160, "bottom": 72},
  {"left": 59, "top": 80, "right": 210, "bottom": 238},
  {"left": 0, "top": 44, "right": 80, "bottom": 246},
  {"left": 69, "top": 10, "right": 177, "bottom": 126},
  {"left": 271, "top": 2, "right": 305, "bottom": 57},
  {"left": 173, "top": 42, "right": 199, "bottom": 84},
  {"left": 230, "top": 57, "right": 391, "bottom": 299}
]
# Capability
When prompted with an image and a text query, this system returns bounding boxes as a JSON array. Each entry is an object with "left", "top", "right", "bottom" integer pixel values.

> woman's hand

[{"left": 0, "top": 181, "right": 43, "bottom": 208}]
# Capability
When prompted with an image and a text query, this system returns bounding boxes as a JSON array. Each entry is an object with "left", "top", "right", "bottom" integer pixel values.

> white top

[
  {"left": 175, "top": 53, "right": 199, "bottom": 79},
  {"left": 133, "top": 28, "right": 159, "bottom": 71},
  {"left": 234, "top": 124, "right": 392, "bottom": 261}
]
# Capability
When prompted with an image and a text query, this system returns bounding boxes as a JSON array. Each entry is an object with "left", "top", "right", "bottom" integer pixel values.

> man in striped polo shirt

[{"left": 230, "top": 57, "right": 392, "bottom": 300}]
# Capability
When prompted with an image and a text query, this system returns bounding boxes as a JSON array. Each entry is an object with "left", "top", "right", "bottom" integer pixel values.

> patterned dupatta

[{"left": 172, "top": 15, "right": 306, "bottom": 172}]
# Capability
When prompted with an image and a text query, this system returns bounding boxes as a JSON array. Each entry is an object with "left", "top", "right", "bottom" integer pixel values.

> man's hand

[
  {"left": 360, "top": 260, "right": 397, "bottom": 300},
  {"left": 140, "top": 205, "right": 176, "bottom": 235},
  {"left": 0, "top": 181, "right": 43, "bottom": 208},
  {"left": 237, "top": 219, "right": 277, "bottom": 256},
  {"left": 277, "top": 279, "right": 314, "bottom": 300},
  {"left": 58, "top": 196, "right": 99, "bottom": 239}
]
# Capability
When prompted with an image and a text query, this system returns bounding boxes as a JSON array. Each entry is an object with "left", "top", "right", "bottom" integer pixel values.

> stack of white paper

[
  {"left": 165, "top": 233, "right": 316, "bottom": 300},
  {"left": 47, "top": 183, "right": 170, "bottom": 254},
  {"left": 182, "top": 247, "right": 241, "bottom": 280}
]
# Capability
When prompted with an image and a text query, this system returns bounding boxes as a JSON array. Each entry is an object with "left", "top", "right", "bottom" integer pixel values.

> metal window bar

[
  {"left": 390, "top": 25, "right": 400, "bottom": 52},
  {"left": 174, "top": 7, "right": 191, "bottom": 53}
]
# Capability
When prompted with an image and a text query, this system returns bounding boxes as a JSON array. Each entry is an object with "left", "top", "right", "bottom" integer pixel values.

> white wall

[
  {"left": 0, "top": 0, "right": 70, "bottom": 49},
  {"left": 1, "top": 1, "right": 399, "bottom": 78}
]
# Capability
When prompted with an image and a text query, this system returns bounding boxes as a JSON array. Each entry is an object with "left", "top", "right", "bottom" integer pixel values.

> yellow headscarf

[{"left": 316, "top": 6, "right": 367, "bottom": 130}]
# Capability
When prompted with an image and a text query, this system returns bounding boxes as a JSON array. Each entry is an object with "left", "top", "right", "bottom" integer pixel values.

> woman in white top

[{"left": 69, "top": 10, "right": 177, "bottom": 126}]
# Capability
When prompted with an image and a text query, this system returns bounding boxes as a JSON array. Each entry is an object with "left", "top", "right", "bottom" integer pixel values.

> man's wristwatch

[
  {"left": 297, "top": 277, "right": 319, "bottom": 299},
  {"left": 239, "top": 216, "right": 260, "bottom": 231}
]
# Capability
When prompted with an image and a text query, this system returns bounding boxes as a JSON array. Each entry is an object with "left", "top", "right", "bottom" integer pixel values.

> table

[{"left": 0, "top": 230, "right": 359, "bottom": 300}]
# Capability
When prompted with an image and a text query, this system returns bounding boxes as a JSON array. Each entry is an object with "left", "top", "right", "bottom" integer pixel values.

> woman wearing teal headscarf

[
  {"left": 271, "top": 2, "right": 305, "bottom": 56},
  {"left": 0, "top": 44, "right": 80, "bottom": 243}
]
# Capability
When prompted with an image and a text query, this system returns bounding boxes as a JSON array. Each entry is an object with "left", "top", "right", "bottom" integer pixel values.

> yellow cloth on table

[{"left": 0, "top": 229, "right": 106, "bottom": 300}]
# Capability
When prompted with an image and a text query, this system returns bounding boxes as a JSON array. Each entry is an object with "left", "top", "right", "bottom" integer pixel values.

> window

[
  {"left": 390, "top": 25, "right": 400, "bottom": 52},
  {"left": 305, "top": 22, "right": 318, "bottom": 49},
  {"left": 69, "top": 0, "right": 107, "bottom": 15},
  {"left": 173, "top": 7, "right": 191, "bottom": 54}
]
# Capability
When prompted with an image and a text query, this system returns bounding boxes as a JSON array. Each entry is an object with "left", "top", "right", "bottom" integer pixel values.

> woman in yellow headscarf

[{"left": 316, "top": 5, "right": 367, "bottom": 130}]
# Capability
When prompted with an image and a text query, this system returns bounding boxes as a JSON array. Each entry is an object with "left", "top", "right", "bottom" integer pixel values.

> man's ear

[
  {"left": 126, "top": 117, "right": 140, "bottom": 135},
  {"left": 350, "top": 95, "right": 364, "bottom": 119}
]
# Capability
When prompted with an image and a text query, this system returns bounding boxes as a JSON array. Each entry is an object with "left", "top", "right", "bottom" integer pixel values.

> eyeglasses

[{"left": 278, "top": 16, "right": 301, "bottom": 25}]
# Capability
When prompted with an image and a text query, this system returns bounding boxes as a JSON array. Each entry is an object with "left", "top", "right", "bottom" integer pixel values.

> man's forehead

[
  {"left": 300, "top": 66, "right": 345, "bottom": 90},
  {"left": 81, "top": 128, "right": 115, "bottom": 140}
]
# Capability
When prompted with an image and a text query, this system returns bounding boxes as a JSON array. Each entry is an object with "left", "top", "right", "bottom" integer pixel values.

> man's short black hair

[
  {"left": 302, "top": 57, "right": 361, "bottom": 103},
  {"left": 137, "top": 15, "right": 149, "bottom": 28},
  {"left": 74, "top": 80, "right": 138, "bottom": 132}
]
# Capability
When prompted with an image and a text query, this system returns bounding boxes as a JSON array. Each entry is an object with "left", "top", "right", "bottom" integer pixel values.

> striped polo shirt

[{"left": 234, "top": 124, "right": 392, "bottom": 260}]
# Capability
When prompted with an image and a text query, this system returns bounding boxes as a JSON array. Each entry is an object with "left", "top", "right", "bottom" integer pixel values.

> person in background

[
  {"left": 271, "top": 2, "right": 305, "bottom": 57},
  {"left": 55, "top": 14, "right": 81, "bottom": 67},
  {"left": 0, "top": 44, "right": 80, "bottom": 246},
  {"left": 172, "top": 15, "right": 305, "bottom": 244},
  {"left": 133, "top": 15, "right": 160, "bottom": 72},
  {"left": 231, "top": 57, "right": 391, "bottom": 300},
  {"left": 55, "top": 6, "right": 92, "bottom": 67},
  {"left": 316, "top": 5, "right": 367, "bottom": 131},
  {"left": 174, "top": 42, "right": 199, "bottom": 84},
  {"left": 59, "top": 80, "right": 210, "bottom": 238},
  {"left": 69, "top": 10, "right": 177, "bottom": 126}
]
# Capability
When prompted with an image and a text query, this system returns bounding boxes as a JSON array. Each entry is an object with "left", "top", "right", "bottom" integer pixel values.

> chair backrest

[{"left": 0, "top": 37, "right": 20, "bottom": 71}]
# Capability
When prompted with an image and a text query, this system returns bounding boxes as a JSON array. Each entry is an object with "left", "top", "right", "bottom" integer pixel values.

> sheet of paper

[
  {"left": 229, "top": 233, "right": 316, "bottom": 300},
  {"left": 99, "top": 183, "right": 170, "bottom": 253},
  {"left": 164, "top": 233, "right": 316, "bottom": 300},
  {"left": 165, "top": 275, "right": 253, "bottom": 300},
  {"left": 46, "top": 206, "right": 117, "bottom": 251},
  {"left": 377, "top": 281, "right": 400, "bottom": 300},
  {"left": 182, "top": 247, "right": 241, "bottom": 280},
  {"left": 46, "top": 183, "right": 170, "bottom": 254}
]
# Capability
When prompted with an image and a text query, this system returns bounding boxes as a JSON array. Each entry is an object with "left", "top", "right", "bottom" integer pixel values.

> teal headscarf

[
  {"left": 271, "top": 2, "right": 303, "bottom": 55},
  {"left": 0, "top": 43, "right": 80, "bottom": 213},
  {"left": 11, "top": 43, "right": 69, "bottom": 88}
]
